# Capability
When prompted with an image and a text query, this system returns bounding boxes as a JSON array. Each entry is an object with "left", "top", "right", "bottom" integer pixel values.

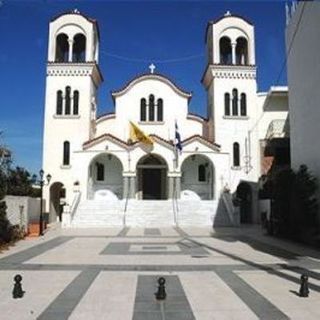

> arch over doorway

[
  {"left": 88, "top": 153, "right": 123, "bottom": 200},
  {"left": 50, "top": 182, "right": 65, "bottom": 222},
  {"left": 181, "top": 154, "right": 215, "bottom": 200},
  {"left": 237, "top": 182, "right": 252, "bottom": 223},
  {"left": 137, "top": 154, "right": 168, "bottom": 200}
]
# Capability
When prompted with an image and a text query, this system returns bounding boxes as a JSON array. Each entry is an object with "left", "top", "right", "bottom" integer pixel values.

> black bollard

[
  {"left": 155, "top": 277, "right": 166, "bottom": 300},
  {"left": 299, "top": 274, "right": 309, "bottom": 298},
  {"left": 12, "top": 274, "right": 25, "bottom": 299}
]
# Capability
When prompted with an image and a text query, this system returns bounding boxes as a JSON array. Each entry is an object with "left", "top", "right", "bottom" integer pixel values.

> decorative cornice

[
  {"left": 111, "top": 73, "right": 192, "bottom": 102},
  {"left": 83, "top": 132, "right": 219, "bottom": 152},
  {"left": 83, "top": 133, "right": 132, "bottom": 150},
  {"left": 47, "top": 62, "right": 103, "bottom": 86},
  {"left": 182, "top": 135, "right": 220, "bottom": 151},
  {"left": 202, "top": 64, "right": 256, "bottom": 88}
]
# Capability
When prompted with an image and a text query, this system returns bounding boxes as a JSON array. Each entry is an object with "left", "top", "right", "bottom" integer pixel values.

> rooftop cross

[
  {"left": 224, "top": 11, "right": 231, "bottom": 17},
  {"left": 149, "top": 63, "right": 156, "bottom": 74}
]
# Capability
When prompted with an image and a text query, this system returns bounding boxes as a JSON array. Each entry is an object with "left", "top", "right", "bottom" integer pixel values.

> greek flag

[{"left": 175, "top": 121, "right": 182, "bottom": 153}]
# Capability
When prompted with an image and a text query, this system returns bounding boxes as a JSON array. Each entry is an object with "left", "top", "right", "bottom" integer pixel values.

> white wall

[
  {"left": 287, "top": 2, "right": 320, "bottom": 178},
  {"left": 4, "top": 196, "right": 44, "bottom": 228}
]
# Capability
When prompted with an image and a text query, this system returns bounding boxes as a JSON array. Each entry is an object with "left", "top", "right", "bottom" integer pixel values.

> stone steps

[{"left": 71, "top": 199, "right": 233, "bottom": 227}]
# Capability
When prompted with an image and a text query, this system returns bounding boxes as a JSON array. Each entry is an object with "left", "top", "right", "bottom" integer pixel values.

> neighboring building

[
  {"left": 286, "top": 2, "right": 320, "bottom": 182},
  {"left": 42, "top": 10, "right": 288, "bottom": 227}
]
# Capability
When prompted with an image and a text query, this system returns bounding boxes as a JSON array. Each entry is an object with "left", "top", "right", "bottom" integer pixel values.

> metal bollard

[
  {"left": 12, "top": 274, "right": 25, "bottom": 299},
  {"left": 299, "top": 274, "right": 309, "bottom": 298},
  {"left": 155, "top": 277, "right": 166, "bottom": 300}
]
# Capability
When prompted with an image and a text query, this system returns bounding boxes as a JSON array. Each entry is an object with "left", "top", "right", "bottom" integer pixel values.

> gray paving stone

[
  {"left": 216, "top": 270, "right": 290, "bottom": 320},
  {"left": 101, "top": 241, "right": 208, "bottom": 256},
  {"left": 37, "top": 269, "right": 100, "bottom": 320},
  {"left": 144, "top": 228, "right": 161, "bottom": 236},
  {"left": 132, "top": 275, "right": 195, "bottom": 320}
]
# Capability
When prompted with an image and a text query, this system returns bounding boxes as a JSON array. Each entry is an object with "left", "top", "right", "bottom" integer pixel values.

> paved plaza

[{"left": 0, "top": 225, "right": 320, "bottom": 319}]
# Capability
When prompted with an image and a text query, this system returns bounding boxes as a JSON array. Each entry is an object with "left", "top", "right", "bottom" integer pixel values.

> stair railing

[
  {"left": 123, "top": 180, "right": 130, "bottom": 226},
  {"left": 172, "top": 178, "right": 179, "bottom": 226},
  {"left": 70, "top": 191, "right": 81, "bottom": 222}
]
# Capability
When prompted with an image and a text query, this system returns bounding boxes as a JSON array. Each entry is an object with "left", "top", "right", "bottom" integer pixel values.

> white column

[
  {"left": 68, "top": 39, "right": 74, "bottom": 62},
  {"left": 231, "top": 42, "right": 237, "bottom": 65}
]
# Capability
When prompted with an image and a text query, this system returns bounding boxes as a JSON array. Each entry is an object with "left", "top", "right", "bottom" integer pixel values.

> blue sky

[{"left": 0, "top": 0, "right": 287, "bottom": 174}]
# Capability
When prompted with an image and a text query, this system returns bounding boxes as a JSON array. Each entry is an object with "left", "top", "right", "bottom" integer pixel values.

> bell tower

[
  {"left": 202, "top": 12, "right": 258, "bottom": 189},
  {"left": 43, "top": 10, "right": 103, "bottom": 211}
]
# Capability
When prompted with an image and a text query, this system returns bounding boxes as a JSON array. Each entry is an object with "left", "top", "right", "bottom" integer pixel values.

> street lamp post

[{"left": 38, "top": 169, "right": 51, "bottom": 236}]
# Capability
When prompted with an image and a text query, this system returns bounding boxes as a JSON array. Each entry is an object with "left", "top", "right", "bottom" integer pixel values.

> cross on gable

[{"left": 149, "top": 63, "right": 156, "bottom": 74}]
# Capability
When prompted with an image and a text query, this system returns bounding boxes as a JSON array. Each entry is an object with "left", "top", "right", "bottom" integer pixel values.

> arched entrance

[
  {"left": 50, "top": 182, "right": 65, "bottom": 222},
  {"left": 237, "top": 182, "right": 252, "bottom": 223},
  {"left": 137, "top": 154, "right": 168, "bottom": 200},
  {"left": 88, "top": 153, "right": 123, "bottom": 200},
  {"left": 181, "top": 154, "right": 214, "bottom": 200}
]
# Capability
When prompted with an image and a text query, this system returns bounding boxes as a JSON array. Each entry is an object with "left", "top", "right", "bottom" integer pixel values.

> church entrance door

[
  {"left": 137, "top": 154, "right": 168, "bottom": 200},
  {"left": 142, "top": 168, "right": 162, "bottom": 199}
]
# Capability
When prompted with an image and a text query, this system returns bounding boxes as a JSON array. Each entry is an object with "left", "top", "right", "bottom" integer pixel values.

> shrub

[{"left": 272, "top": 165, "right": 319, "bottom": 242}]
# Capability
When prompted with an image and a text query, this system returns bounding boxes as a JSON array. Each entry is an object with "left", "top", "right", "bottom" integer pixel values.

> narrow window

[
  {"left": 224, "top": 93, "right": 230, "bottom": 116},
  {"left": 219, "top": 37, "right": 232, "bottom": 65},
  {"left": 56, "top": 90, "right": 63, "bottom": 115},
  {"left": 149, "top": 94, "right": 155, "bottom": 121},
  {"left": 233, "top": 142, "right": 240, "bottom": 167},
  {"left": 73, "top": 90, "right": 79, "bottom": 115},
  {"left": 236, "top": 37, "right": 248, "bottom": 65},
  {"left": 63, "top": 141, "right": 70, "bottom": 166},
  {"left": 140, "top": 98, "right": 147, "bottom": 121},
  {"left": 73, "top": 34, "right": 86, "bottom": 62},
  {"left": 157, "top": 98, "right": 163, "bottom": 121},
  {"left": 198, "top": 164, "right": 206, "bottom": 182},
  {"left": 65, "top": 86, "right": 71, "bottom": 115},
  {"left": 240, "top": 93, "right": 247, "bottom": 116},
  {"left": 55, "top": 33, "right": 69, "bottom": 62},
  {"left": 232, "top": 89, "right": 238, "bottom": 116},
  {"left": 96, "top": 163, "right": 104, "bottom": 181}
]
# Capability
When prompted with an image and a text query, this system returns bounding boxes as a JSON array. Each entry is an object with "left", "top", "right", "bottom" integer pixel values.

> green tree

[
  {"left": 6, "top": 166, "right": 34, "bottom": 196},
  {"left": 0, "top": 136, "right": 12, "bottom": 243},
  {"left": 272, "top": 165, "right": 319, "bottom": 241}
]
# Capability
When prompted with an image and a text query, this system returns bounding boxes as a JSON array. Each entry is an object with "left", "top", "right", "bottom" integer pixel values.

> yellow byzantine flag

[{"left": 129, "top": 121, "right": 154, "bottom": 145}]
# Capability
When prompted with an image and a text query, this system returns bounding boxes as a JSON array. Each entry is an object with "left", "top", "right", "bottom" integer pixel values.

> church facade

[{"left": 42, "top": 10, "right": 288, "bottom": 227}]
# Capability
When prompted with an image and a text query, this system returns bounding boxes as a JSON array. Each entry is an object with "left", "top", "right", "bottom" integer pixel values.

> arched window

[
  {"left": 157, "top": 98, "right": 163, "bottom": 121},
  {"left": 63, "top": 141, "right": 70, "bottom": 166},
  {"left": 232, "top": 89, "right": 238, "bottom": 116},
  {"left": 73, "top": 34, "right": 86, "bottom": 62},
  {"left": 198, "top": 164, "right": 206, "bottom": 182},
  {"left": 96, "top": 162, "right": 104, "bottom": 181},
  {"left": 55, "top": 33, "right": 69, "bottom": 62},
  {"left": 240, "top": 93, "right": 247, "bottom": 116},
  {"left": 56, "top": 90, "right": 63, "bottom": 115},
  {"left": 219, "top": 37, "right": 232, "bottom": 65},
  {"left": 233, "top": 142, "right": 240, "bottom": 167},
  {"left": 149, "top": 94, "right": 155, "bottom": 121},
  {"left": 140, "top": 98, "right": 147, "bottom": 121},
  {"left": 65, "top": 86, "right": 71, "bottom": 115},
  {"left": 73, "top": 90, "right": 79, "bottom": 115},
  {"left": 224, "top": 93, "right": 230, "bottom": 116},
  {"left": 236, "top": 37, "right": 248, "bottom": 65}
]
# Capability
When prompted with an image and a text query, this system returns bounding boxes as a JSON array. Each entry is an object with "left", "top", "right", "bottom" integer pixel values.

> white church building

[{"left": 42, "top": 10, "right": 288, "bottom": 227}]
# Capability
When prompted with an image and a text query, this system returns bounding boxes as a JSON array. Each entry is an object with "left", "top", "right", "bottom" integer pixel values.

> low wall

[{"left": 4, "top": 196, "right": 45, "bottom": 228}]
